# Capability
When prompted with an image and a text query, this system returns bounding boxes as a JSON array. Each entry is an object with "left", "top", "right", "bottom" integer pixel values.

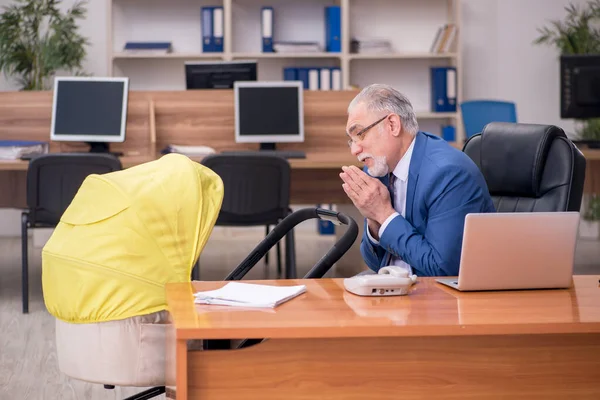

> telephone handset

[{"left": 343, "top": 266, "right": 417, "bottom": 296}]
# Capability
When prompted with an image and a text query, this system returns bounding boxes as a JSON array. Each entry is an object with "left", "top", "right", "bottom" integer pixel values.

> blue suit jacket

[{"left": 360, "top": 131, "right": 495, "bottom": 276}]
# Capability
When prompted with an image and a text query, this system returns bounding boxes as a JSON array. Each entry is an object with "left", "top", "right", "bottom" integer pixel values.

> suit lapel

[
  {"left": 377, "top": 133, "right": 426, "bottom": 269},
  {"left": 405, "top": 132, "right": 427, "bottom": 222}
]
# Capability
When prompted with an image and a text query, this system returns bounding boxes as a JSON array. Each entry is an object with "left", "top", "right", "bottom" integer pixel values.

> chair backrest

[
  {"left": 201, "top": 154, "right": 291, "bottom": 225},
  {"left": 463, "top": 122, "right": 586, "bottom": 213},
  {"left": 27, "top": 153, "right": 122, "bottom": 225},
  {"left": 460, "top": 100, "right": 517, "bottom": 138}
]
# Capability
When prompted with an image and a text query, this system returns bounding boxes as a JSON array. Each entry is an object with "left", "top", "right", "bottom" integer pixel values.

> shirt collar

[{"left": 392, "top": 137, "right": 415, "bottom": 182}]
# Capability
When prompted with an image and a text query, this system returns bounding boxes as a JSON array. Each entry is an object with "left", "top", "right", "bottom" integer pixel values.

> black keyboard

[
  {"left": 221, "top": 150, "right": 306, "bottom": 159},
  {"left": 20, "top": 151, "right": 123, "bottom": 160}
]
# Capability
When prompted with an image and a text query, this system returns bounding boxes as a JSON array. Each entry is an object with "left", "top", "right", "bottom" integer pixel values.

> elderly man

[{"left": 340, "top": 84, "right": 494, "bottom": 277}]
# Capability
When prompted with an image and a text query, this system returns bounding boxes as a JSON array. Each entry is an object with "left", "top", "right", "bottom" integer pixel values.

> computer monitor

[
  {"left": 234, "top": 81, "right": 304, "bottom": 150},
  {"left": 185, "top": 60, "right": 257, "bottom": 89},
  {"left": 50, "top": 76, "right": 129, "bottom": 153},
  {"left": 560, "top": 54, "right": 600, "bottom": 119}
]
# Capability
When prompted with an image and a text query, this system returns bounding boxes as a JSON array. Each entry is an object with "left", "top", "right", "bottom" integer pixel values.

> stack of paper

[
  {"left": 123, "top": 42, "right": 172, "bottom": 55},
  {"left": 350, "top": 38, "right": 393, "bottom": 54},
  {"left": 0, "top": 140, "right": 48, "bottom": 160},
  {"left": 274, "top": 41, "right": 321, "bottom": 53},
  {"left": 161, "top": 144, "right": 216, "bottom": 157},
  {"left": 194, "top": 282, "right": 307, "bottom": 308}
]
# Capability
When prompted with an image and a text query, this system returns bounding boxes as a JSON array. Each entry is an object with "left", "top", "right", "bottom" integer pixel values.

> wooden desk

[
  {"left": 0, "top": 151, "right": 361, "bottom": 207},
  {"left": 0, "top": 89, "right": 369, "bottom": 207},
  {"left": 165, "top": 276, "right": 600, "bottom": 400},
  {"left": 1, "top": 89, "right": 599, "bottom": 208}
]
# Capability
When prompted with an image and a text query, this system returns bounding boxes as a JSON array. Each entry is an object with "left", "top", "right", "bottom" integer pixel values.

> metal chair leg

[{"left": 21, "top": 212, "right": 29, "bottom": 314}]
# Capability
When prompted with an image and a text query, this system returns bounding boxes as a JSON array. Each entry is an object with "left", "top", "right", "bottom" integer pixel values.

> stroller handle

[{"left": 225, "top": 207, "right": 359, "bottom": 281}]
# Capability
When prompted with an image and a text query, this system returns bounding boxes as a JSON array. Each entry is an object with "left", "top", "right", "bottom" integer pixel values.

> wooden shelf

[
  {"left": 112, "top": 52, "right": 224, "bottom": 60},
  {"left": 231, "top": 52, "right": 342, "bottom": 59},
  {"left": 108, "top": 0, "right": 464, "bottom": 140},
  {"left": 348, "top": 52, "right": 458, "bottom": 60},
  {"left": 416, "top": 111, "right": 459, "bottom": 119}
]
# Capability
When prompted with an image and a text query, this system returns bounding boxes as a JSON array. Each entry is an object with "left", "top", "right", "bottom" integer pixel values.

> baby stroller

[{"left": 41, "top": 153, "right": 358, "bottom": 400}]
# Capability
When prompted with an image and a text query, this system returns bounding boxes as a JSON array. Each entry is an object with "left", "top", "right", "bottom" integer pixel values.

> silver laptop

[{"left": 436, "top": 212, "right": 580, "bottom": 291}]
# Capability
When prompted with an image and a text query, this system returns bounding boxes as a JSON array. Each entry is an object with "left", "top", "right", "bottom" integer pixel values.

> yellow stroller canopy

[{"left": 42, "top": 154, "right": 224, "bottom": 324}]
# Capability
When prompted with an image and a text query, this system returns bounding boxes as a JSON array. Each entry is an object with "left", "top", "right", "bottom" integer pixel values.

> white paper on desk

[{"left": 194, "top": 282, "right": 306, "bottom": 308}]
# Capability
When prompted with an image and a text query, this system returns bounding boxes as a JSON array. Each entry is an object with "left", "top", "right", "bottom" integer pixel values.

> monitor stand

[
  {"left": 86, "top": 141, "right": 124, "bottom": 157},
  {"left": 221, "top": 143, "right": 305, "bottom": 159},
  {"left": 257, "top": 142, "right": 306, "bottom": 159},
  {"left": 260, "top": 142, "right": 276, "bottom": 151}
]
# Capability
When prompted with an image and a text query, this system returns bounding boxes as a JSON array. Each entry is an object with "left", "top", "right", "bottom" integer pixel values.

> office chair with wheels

[
  {"left": 200, "top": 153, "right": 296, "bottom": 280},
  {"left": 460, "top": 100, "right": 517, "bottom": 138},
  {"left": 21, "top": 153, "right": 122, "bottom": 313},
  {"left": 463, "top": 122, "right": 586, "bottom": 213}
]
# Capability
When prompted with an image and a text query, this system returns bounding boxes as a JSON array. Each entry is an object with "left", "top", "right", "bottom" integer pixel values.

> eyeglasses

[{"left": 346, "top": 114, "right": 390, "bottom": 147}]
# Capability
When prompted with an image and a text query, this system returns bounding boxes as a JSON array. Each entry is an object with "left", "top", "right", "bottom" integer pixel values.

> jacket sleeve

[
  {"left": 359, "top": 219, "right": 387, "bottom": 272},
  {"left": 378, "top": 166, "right": 493, "bottom": 276}
]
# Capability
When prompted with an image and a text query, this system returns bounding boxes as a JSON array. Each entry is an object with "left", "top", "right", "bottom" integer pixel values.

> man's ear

[{"left": 389, "top": 114, "right": 402, "bottom": 137}]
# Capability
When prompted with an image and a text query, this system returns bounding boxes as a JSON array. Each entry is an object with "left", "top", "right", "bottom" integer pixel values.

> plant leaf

[{"left": 0, "top": 0, "right": 90, "bottom": 90}]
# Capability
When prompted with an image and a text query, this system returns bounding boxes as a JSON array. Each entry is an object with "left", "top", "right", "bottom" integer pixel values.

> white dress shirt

[{"left": 367, "top": 137, "right": 416, "bottom": 274}]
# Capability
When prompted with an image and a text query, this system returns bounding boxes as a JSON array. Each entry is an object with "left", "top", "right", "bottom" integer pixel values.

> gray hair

[{"left": 348, "top": 84, "right": 419, "bottom": 135}]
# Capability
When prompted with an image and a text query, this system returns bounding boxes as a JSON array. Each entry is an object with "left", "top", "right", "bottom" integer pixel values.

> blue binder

[
  {"left": 201, "top": 7, "right": 213, "bottom": 52},
  {"left": 283, "top": 67, "right": 298, "bottom": 81},
  {"left": 124, "top": 42, "right": 172, "bottom": 51},
  {"left": 442, "top": 125, "right": 456, "bottom": 141},
  {"left": 262, "top": 7, "right": 274, "bottom": 52},
  {"left": 296, "top": 68, "right": 309, "bottom": 89},
  {"left": 325, "top": 6, "right": 341, "bottom": 52},
  {"left": 430, "top": 67, "right": 457, "bottom": 112}
]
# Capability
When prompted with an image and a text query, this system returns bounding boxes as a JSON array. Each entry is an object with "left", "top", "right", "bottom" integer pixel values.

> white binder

[
  {"left": 261, "top": 7, "right": 273, "bottom": 52},
  {"left": 331, "top": 68, "right": 341, "bottom": 90},
  {"left": 308, "top": 68, "right": 319, "bottom": 90},
  {"left": 319, "top": 68, "right": 331, "bottom": 90},
  {"left": 213, "top": 7, "right": 223, "bottom": 51}
]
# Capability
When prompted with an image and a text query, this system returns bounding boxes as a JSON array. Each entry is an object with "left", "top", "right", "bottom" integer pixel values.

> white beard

[{"left": 358, "top": 153, "right": 389, "bottom": 177}]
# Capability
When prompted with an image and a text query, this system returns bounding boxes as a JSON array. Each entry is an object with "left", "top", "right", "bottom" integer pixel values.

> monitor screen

[
  {"left": 234, "top": 81, "right": 304, "bottom": 144},
  {"left": 185, "top": 61, "right": 257, "bottom": 89},
  {"left": 560, "top": 54, "right": 600, "bottom": 119},
  {"left": 50, "top": 77, "right": 129, "bottom": 143}
]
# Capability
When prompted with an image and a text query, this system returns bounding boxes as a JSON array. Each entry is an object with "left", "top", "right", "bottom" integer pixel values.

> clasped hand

[{"left": 339, "top": 165, "right": 395, "bottom": 224}]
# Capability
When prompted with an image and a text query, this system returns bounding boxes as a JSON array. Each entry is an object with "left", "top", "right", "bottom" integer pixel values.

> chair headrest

[{"left": 479, "top": 122, "right": 567, "bottom": 197}]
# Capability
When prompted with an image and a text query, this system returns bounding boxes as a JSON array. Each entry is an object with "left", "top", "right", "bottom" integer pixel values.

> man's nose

[{"left": 350, "top": 141, "right": 362, "bottom": 156}]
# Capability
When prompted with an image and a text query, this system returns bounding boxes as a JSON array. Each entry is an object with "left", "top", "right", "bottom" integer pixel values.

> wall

[
  {"left": 0, "top": 0, "right": 588, "bottom": 235},
  {"left": 461, "top": 0, "right": 586, "bottom": 134}
]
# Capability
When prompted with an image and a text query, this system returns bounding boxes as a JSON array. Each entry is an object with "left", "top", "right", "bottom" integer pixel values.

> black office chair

[
  {"left": 199, "top": 153, "right": 296, "bottom": 280},
  {"left": 463, "top": 122, "right": 586, "bottom": 213},
  {"left": 21, "top": 153, "right": 122, "bottom": 313}
]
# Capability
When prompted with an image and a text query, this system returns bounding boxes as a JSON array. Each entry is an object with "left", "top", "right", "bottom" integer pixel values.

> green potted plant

[
  {"left": 0, "top": 0, "right": 89, "bottom": 91},
  {"left": 580, "top": 194, "right": 600, "bottom": 239},
  {"left": 535, "top": 1, "right": 600, "bottom": 238},
  {"left": 534, "top": 0, "right": 600, "bottom": 146}
]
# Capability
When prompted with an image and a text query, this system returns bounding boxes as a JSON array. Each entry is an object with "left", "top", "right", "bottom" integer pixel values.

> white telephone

[{"left": 343, "top": 266, "right": 417, "bottom": 297}]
